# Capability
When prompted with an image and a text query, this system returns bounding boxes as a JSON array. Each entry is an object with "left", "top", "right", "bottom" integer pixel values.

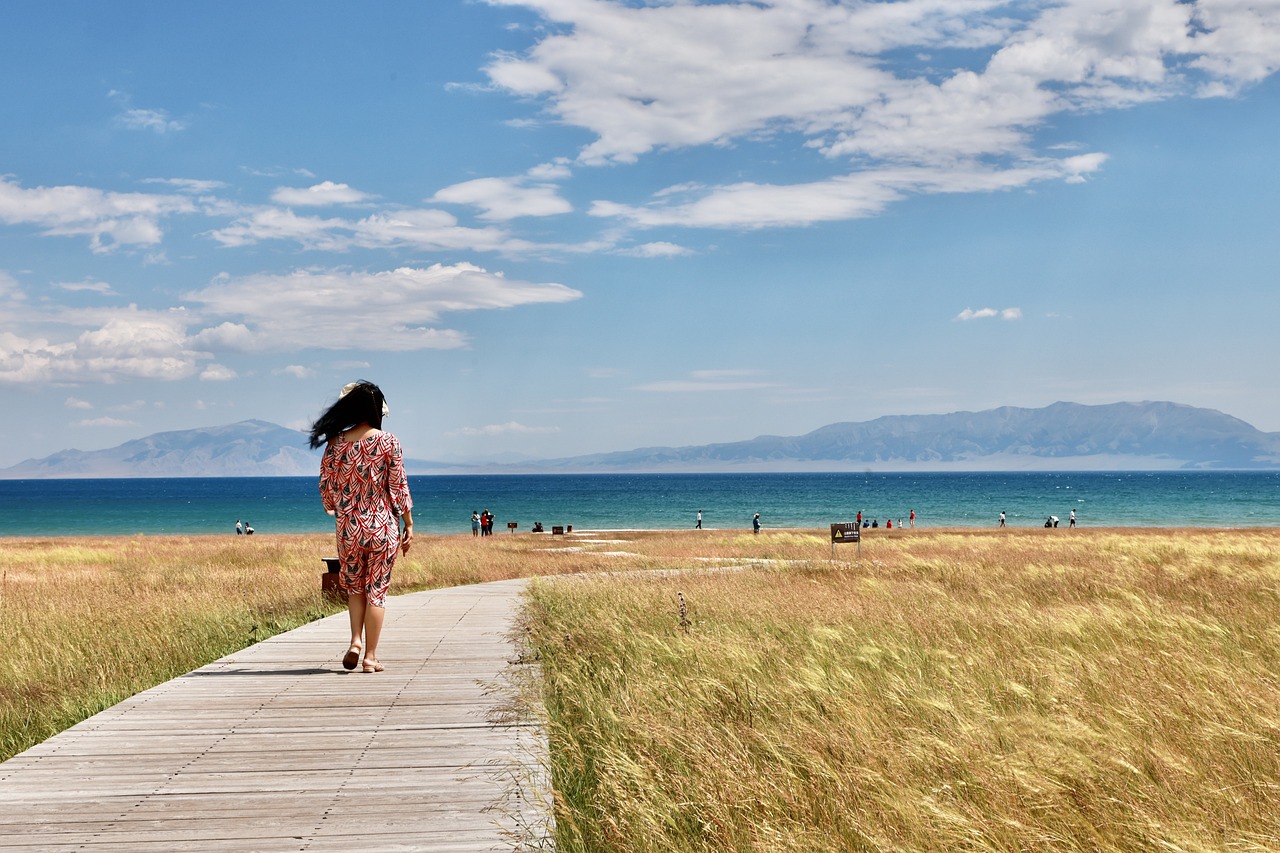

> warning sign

[{"left": 830, "top": 522, "right": 861, "bottom": 543}]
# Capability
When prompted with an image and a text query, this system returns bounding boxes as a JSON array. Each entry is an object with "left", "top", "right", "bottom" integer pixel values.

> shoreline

[{"left": 3, "top": 524, "right": 1277, "bottom": 542}]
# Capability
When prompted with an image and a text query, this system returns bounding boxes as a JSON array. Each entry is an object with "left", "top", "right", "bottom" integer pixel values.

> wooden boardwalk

[{"left": 0, "top": 579, "right": 552, "bottom": 852}]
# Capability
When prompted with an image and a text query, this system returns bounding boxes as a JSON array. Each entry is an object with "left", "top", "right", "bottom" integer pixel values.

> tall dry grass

[
  {"left": 0, "top": 529, "right": 602, "bottom": 761},
  {"left": 0, "top": 527, "right": 730, "bottom": 761},
  {"left": 525, "top": 528, "right": 1280, "bottom": 852}
]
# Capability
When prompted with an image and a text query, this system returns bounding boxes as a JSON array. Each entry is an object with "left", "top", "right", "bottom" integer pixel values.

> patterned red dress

[{"left": 319, "top": 431, "right": 413, "bottom": 607}]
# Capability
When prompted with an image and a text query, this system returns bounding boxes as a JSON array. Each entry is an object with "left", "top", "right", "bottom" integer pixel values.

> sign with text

[{"left": 830, "top": 522, "right": 861, "bottom": 543}]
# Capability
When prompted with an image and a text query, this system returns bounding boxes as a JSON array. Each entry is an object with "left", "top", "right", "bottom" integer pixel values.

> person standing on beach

[
  {"left": 471, "top": 511, "right": 480, "bottom": 537},
  {"left": 999, "top": 510, "right": 1006, "bottom": 527},
  {"left": 696, "top": 510, "right": 702, "bottom": 529},
  {"left": 1069, "top": 508, "right": 1077, "bottom": 528},
  {"left": 310, "top": 381, "right": 413, "bottom": 675},
  {"left": 753, "top": 513, "right": 761, "bottom": 535},
  {"left": 235, "top": 519, "right": 243, "bottom": 535},
  {"left": 909, "top": 509, "right": 915, "bottom": 528}
]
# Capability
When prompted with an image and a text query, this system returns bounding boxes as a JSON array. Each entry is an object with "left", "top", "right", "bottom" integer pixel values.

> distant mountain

[
  {"left": 529, "top": 401, "right": 1280, "bottom": 472},
  {"left": 4, "top": 402, "right": 1278, "bottom": 478},
  {"left": 0, "top": 420, "right": 320, "bottom": 478}
]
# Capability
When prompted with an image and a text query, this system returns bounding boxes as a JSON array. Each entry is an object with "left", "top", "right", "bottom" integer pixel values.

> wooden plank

[{"left": 0, "top": 579, "right": 553, "bottom": 852}]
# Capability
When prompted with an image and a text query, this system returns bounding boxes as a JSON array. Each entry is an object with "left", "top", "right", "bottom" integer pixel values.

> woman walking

[{"left": 310, "top": 381, "right": 413, "bottom": 673}]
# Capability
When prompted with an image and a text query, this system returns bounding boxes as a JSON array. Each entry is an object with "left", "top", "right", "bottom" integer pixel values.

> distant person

[
  {"left": 872, "top": 519, "right": 878, "bottom": 528},
  {"left": 236, "top": 519, "right": 243, "bottom": 535},
  {"left": 311, "top": 381, "right": 413, "bottom": 675},
  {"left": 1069, "top": 509, "right": 1077, "bottom": 528},
  {"left": 696, "top": 509, "right": 702, "bottom": 529},
  {"left": 857, "top": 510, "right": 862, "bottom": 527},
  {"left": 909, "top": 509, "right": 915, "bottom": 528},
  {"left": 471, "top": 511, "right": 480, "bottom": 537},
  {"left": 999, "top": 511, "right": 1006, "bottom": 527},
  {"left": 244, "top": 523, "right": 254, "bottom": 535},
  {"left": 752, "top": 513, "right": 761, "bottom": 535}
]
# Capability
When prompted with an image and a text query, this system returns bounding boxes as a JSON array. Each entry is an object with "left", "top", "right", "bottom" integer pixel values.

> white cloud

[
  {"left": 199, "top": 364, "right": 238, "bottom": 381},
  {"left": 55, "top": 279, "right": 116, "bottom": 295},
  {"left": 432, "top": 176, "right": 572, "bottom": 221},
  {"left": 449, "top": 421, "right": 561, "bottom": 437},
  {"left": 207, "top": 205, "right": 523, "bottom": 253},
  {"left": 270, "top": 181, "right": 373, "bottom": 206},
  {"left": 0, "top": 177, "right": 196, "bottom": 252},
  {"left": 0, "top": 303, "right": 203, "bottom": 387},
  {"left": 485, "top": 0, "right": 1280, "bottom": 229},
  {"left": 621, "top": 241, "right": 693, "bottom": 258},
  {"left": 956, "top": 306, "right": 1022, "bottom": 321},
  {"left": 276, "top": 364, "right": 314, "bottom": 379},
  {"left": 592, "top": 160, "right": 1098, "bottom": 229},
  {"left": 184, "top": 264, "right": 583, "bottom": 353},
  {"left": 64, "top": 396, "right": 93, "bottom": 410},
  {"left": 74, "top": 416, "right": 137, "bottom": 428},
  {"left": 142, "top": 177, "right": 227, "bottom": 194},
  {"left": 117, "top": 107, "right": 187, "bottom": 134}
]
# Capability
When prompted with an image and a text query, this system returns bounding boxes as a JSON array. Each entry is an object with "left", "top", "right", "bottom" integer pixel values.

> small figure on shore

[
  {"left": 244, "top": 522, "right": 254, "bottom": 535},
  {"left": 909, "top": 509, "right": 915, "bottom": 528},
  {"left": 311, "top": 381, "right": 413, "bottom": 676},
  {"left": 235, "top": 519, "right": 243, "bottom": 535},
  {"left": 857, "top": 510, "right": 862, "bottom": 527},
  {"left": 696, "top": 509, "right": 702, "bottom": 529},
  {"left": 999, "top": 510, "right": 1006, "bottom": 527},
  {"left": 872, "top": 519, "right": 878, "bottom": 528},
  {"left": 886, "top": 519, "right": 893, "bottom": 529},
  {"left": 471, "top": 511, "right": 480, "bottom": 537},
  {"left": 1045, "top": 515, "right": 1059, "bottom": 528},
  {"left": 752, "top": 513, "right": 761, "bottom": 535},
  {"left": 1069, "top": 509, "right": 1077, "bottom": 528}
]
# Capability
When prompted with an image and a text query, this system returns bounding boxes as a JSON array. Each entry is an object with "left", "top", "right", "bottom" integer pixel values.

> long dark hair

[{"left": 309, "top": 381, "right": 386, "bottom": 449}]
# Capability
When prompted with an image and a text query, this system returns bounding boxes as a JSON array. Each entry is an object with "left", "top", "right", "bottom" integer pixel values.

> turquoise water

[{"left": 0, "top": 472, "right": 1277, "bottom": 537}]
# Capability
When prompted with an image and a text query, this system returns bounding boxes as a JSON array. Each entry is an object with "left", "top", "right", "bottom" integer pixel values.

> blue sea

[{"left": 0, "top": 472, "right": 1277, "bottom": 537}]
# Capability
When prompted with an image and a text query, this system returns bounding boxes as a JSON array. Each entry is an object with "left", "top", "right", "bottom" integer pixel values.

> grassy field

[
  {"left": 0, "top": 527, "right": 731, "bottom": 761},
  {"left": 4, "top": 527, "right": 1280, "bottom": 851},
  {"left": 523, "top": 527, "right": 1280, "bottom": 852}
]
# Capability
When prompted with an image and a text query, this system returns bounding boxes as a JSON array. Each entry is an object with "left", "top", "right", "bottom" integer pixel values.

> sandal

[
  {"left": 342, "top": 644, "right": 362, "bottom": 671},
  {"left": 362, "top": 658, "right": 385, "bottom": 673}
]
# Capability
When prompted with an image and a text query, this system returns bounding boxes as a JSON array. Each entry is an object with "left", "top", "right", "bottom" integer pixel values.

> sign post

[{"left": 830, "top": 522, "right": 861, "bottom": 559}]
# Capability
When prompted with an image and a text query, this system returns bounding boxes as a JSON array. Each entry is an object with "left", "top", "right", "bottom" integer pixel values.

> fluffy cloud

[
  {"left": 432, "top": 176, "right": 572, "bottom": 221},
  {"left": 0, "top": 177, "right": 196, "bottom": 252},
  {"left": 199, "top": 364, "right": 238, "bottom": 381},
  {"left": 184, "top": 264, "right": 583, "bottom": 352},
  {"left": 487, "top": 0, "right": 1280, "bottom": 228},
  {"left": 270, "top": 181, "right": 373, "bottom": 206},
  {"left": 117, "top": 107, "right": 187, "bottom": 134},
  {"left": 956, "top": 306, "right": 1022, "bottom": 321},
  {"left": 0, "top": 308, "right": 203, "bottom": 386},
  {"left": 207, "top": 205, "right": 521, "bottom": 253}
]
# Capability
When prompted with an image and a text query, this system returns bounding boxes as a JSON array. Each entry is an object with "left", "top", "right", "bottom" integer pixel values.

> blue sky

[{"left": 3, "top": 0, "right": 1279, "bottom": 468}]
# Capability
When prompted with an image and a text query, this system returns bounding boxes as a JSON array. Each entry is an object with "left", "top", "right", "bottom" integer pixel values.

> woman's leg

[
  {"left": 347, "top": 593, "right": 366, "bottom": 650},
  {"left": 362, "top": 602, "right": 385, "bottom": 664}
]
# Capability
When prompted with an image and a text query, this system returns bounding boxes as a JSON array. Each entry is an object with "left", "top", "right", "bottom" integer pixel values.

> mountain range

[{"left": 3, "top": 401, "right": 1278, "bottom": 479}]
